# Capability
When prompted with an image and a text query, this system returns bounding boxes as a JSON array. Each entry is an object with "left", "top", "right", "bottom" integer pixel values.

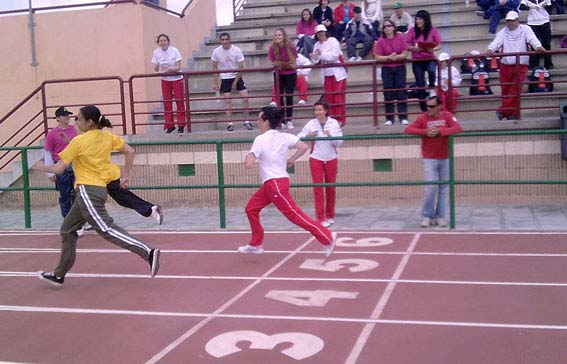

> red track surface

[{"left": 1, "top": 231, "right": 566, "bottom": 364}]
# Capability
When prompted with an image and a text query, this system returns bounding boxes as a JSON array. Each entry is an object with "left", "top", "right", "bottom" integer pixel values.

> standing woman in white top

[
  {"left": 361, "top": 0, "right": 383, "bottom": 40},
  {"left": 151, "top": 34, "right": 186, "bottom": 134},
  {"left": 297, "top": 101, "right": 343, "bottom": 227},
  {"left": 239, "top": 106, "right": 337, "bottom": 256}
]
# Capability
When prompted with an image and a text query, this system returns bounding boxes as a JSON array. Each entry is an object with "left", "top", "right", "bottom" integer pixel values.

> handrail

[
  {"left": 139, "top": 0, "right": 184, "bottom": 18},
  {"left": 0, "top": 85, "right": 42, "bottom": 127},
  {"left": 0, "top": 0, "right": 137, "bottom": 16},
  {"left": 3, "top": 129, "right": 567, "bottom": 229},
  {"left": 232, "top": 0, "right": 247, "bottom": 20},
  {"left": 180, "top": 0, "right": 195, "bottom": 17}
]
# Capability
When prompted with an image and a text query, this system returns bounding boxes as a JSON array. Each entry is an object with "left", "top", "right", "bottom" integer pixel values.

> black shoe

[
  {"left": 177, "top": 127, "right": 184, "bottom": 133},
  {"left": 38, "top": 271, "right": 64, "bottom": 287},
  {"left": 507, "top": 115, "right": 517, "bottom": 121},
  {"left": 243, "top": 121, "right": 253, "bottom": 130},
  {"left": 149, "top": 249, "right": 161, "bottom": 278},
  {"left": 226, "top": 123, "right": 234, "bottom": 131},
  {"left": 165, "top": 127, "right": 176, "bottom": 134},
  {"left": 495, "top": 111, "right": 504, "bottom": 121}
]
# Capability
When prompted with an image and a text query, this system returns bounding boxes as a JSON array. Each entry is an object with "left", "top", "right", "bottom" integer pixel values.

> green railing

[{"left": 2, "top": 129, "right": 567, "bottom": 229}]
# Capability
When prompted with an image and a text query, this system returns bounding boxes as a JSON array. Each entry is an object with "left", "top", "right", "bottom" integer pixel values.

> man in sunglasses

[{"left": 404, "top": 96, "right": 463, "bottom": 228}]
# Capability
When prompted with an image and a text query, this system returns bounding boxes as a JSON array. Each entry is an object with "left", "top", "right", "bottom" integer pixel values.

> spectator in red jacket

[{"left": 334, "top": 0, "right": 356, "bottom": 42}]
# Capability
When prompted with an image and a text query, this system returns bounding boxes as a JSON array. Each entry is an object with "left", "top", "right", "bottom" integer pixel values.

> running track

[{"left": 0, "top": 230, "right": 566, "bottom": 363}]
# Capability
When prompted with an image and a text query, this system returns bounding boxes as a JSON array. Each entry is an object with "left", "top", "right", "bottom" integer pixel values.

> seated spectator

[
  {"left": 476, "top": 0, "right": 520, "bottom": 34},
  {"left": 345, "top": 6, "right": 376, "bottom": 61},
  {"left": 520, "top": 0, "right": 553, "bottom": 69},
  {"left": 476, "top": 0, "right": 497, "bottom": 13},
  {"left": 562, "top": 33, "right": 567, "bottom": 48},
  {"left": 297, "top": 8, "right": 318, "bottom": 58},
  {"left": 436, "top": 52, "right": 462, "bottom": 114},
  {"left": 334, "top": 0, "right": 356, "bottom": 43},
  {"left": 361, "top": 0, "right": 383, "bottom": 39},
  {"left": 390, "top": 2, "right": 413, "bottom": 33},
  {"left": 546, "top": 0, "right": 565, "bottom": 14},
  {"left": 314, "top": 0, "right": 335, "bottom": 38}
]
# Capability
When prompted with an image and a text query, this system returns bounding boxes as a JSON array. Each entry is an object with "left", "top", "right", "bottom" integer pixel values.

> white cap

[
  {"left": 315, "top": 24, "right": 327, "bottom": 33},
  {"left": 438, "top": 52, "right": 450, "bottom": 62},
  {"left": 505, "top": 11, "right": 519, "bottom": 20}
]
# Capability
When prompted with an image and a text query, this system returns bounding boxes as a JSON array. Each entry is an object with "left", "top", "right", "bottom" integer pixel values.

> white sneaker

[
  {"left": 286, "top": 121, "right": 294, "bottom": 130},
  {"left": 384, "top": 120, "right": 393, "bottom": 126},
  {"left": 243, "top": 121, "right": 253, "bottom": 130},
  {"left": 151, "top": 205, "right": 164, "bottom": 225},
  {"left": 269, "top": 101, "right": 277, "bottom": 107},
  {"left": 401, "top": 119, "right": 409, "bottom": 125},
  {"left": 436, "top": 218, "right": 448, "bottom": 227},
  {"left": 420, "top": 217, "right": 431, "bottom": 228},
  {"left": 348, "top": 56, "right": 356, "bottom": 62},
  {"left": 326, "top": 218, "right": 335, "bottom": 225},
  {"left": 83, "top": 222, "right": 92, "bottom": 230},
  {"left": 297, "top": 99, "right": 306, "bottom": 105},
  {"left": 227, "top": 122, "right": 234, "bottom": 131},
  {"left": 76, "top": 227, "right": 84, "bottom": 237},
  {"left": 322, "top": 220, "right": 331, "bottom": 228},
  {"left": 355, "top": 56, "right": 362, "bottom": 62},
  {"left": 238, "top": 245, "right": 264, "bottom": 254},
  {"left": 324, "top": 232, "right": 338, "bottom": 258}
]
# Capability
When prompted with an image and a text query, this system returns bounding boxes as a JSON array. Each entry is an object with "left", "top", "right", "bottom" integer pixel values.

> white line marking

[
  {"left": 3, "top": 271, "right": 567, "bottom": 287},
  {"left": 1, "top": 305, "right": 566, "bottom": 331},
  {"left": 144, "top": 237, "right": 316, "bottom": 364},
  {"left": 345, "top": 233, "right": 421, "bottom": 364}
]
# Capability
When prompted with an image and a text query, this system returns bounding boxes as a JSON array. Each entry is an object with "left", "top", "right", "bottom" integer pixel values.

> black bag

[
  {"left": 461, "top": 51, "right": 482, "bottom": 74},
  {"left": 528, "top": 67, "right": 553, "bottom": 93},
  {"left": 469, "top": 66, "right": 493, "bottom": 95},
  {"left": 406, "top": 82, "right": 419, "bottom": 99}
]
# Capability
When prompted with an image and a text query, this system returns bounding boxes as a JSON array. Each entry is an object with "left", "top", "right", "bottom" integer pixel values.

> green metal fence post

[
  {"left": 21, "top": 148, "right": 32, "bottom": 228},
  {"left": 449, "top": 136, "right": 456, "bottom": 229},
  {"left": 216, "top": 141, "right": 227, "bottom": 228}
]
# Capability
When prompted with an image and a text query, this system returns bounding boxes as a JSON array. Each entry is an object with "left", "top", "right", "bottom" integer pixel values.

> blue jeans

[
  {"left": 412, "top": 60, "right": 437, "bottom": 111},
  {"left": 56, "top": 166, "right": 75, "bottom": 217},
  {"left": 422, "top": 158, "right": 449, "bottom": 219},
  {"left": 381, "top": 65, "right": 408, "bottom": 122}
]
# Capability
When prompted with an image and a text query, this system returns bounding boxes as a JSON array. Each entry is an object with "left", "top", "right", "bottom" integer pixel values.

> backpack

[
  {"left": 469, "top": 65, "right": 493, "bottom": 96},
  {"left": 461, "top": 51, "right": 483, "bottom": 74},
  {"left": 483, "top": 56, "right": 499, "bottom": 72},
  {"left": 406, "top": 82, "right": 419, "bottom": 99},
  {"left": 528, "top": 67, "right": 553, "bottom": 93}
]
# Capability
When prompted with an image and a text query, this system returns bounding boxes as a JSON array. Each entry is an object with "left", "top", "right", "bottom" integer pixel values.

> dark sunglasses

[
  {"left": 426, "top": 104, "right": 439, "bottom": 109},
  {"left": 384, "top": 24, "right": 395, "bottom": 28}
]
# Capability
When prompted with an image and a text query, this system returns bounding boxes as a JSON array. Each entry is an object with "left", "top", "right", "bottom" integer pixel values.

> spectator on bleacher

[
  {"left": 211, "top": 32, "right": 253, "bottom": 132},
  {"left": 297, "top": 101, "right": 343, "bottom": 227},
  {"left": 271, "top": 53, "right": 313, "bottom": 106},
  {"left": 151, "top": 34, "right": 186, "bottom": 134},
  {"left": 390, "top": 2, "right": 413, "bottom": 33},
  {"left": 546, "top": 0, "right": 565, "bottom": 13},
  {"left": 374, "top": 19, "right": 409, "bottom": 126},
  {"left": 562, "top": 33, "right": 567, "bottom": 47},
  {"left": 436, "top": 52, "right": 462, "bottom": 114},
  {"left": 476, "top": 0, "right": 496, "bottom": 14},
  {"left": 334, "top": 0, "right": 356, "bottom": 43},
  {"left": 404, "top": 96, "right": 463, "bottom": 228},
  {"left": 310, "top": 24, "right": 348, "bottom": 126},
  {"left": 476, "top": 0, "right": 520, "bottom": 34},
  {"left": 520, "top": 0, "right": 553, "bottom": 69},
  {"left": 361, "top": 0, "right": 383, "bottom": 39},
  {"left": 314, "top": 0, "right": 335, "bottom": 38},
  {"left": 406, "top": 10, "right": 442, "bottom": 111},
  {"left": 297, "top": 8, "right": 318, "bottom": 58},
  {"left": 345, "top": 6, "right": 376, "bottom": 61},
  {"left": 486, "top": 10, "right": 544, "bottom": 121},
  {"left": 269, "top": 28, "right": 299, "bottom": 129}
]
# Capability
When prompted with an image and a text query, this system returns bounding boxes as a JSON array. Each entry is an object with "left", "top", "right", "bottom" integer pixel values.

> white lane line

[
  {"left": 144, "top": 237, "right": 316, "bottom": 364},
  {"left": 3, "top": 271, "right": 567, "bottom": 287},
  {"left": 1, "top": 304, "right": 566, "bottom": 331},
  {"left": 345, "top": 233, "right": 421, "bottom": 364}
]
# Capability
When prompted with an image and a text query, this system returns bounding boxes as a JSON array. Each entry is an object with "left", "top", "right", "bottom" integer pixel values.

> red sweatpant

[
  {"left": 161, "top": 79, "right": 186, "bottom": 129},
  {"left": 324, "top": 76, "right": 347, "bottom": 126},
  {"left": 309, "top": 157, "right": 338, "bottom": 222},
  {"left": 245, "top": 178, "right": 332, "bottom": 247},
  {"left": 498, "top": 64, "right": 528, "bottom": 118},
  {"left": 441, "top": 88, "right": 459, "bottom": 114},
  {"left": 271, "top": 75, "right": 309, "bottom": 103}
]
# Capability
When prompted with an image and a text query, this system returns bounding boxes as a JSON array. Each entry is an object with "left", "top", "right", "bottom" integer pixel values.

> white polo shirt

[
  {"left": 151, "top": 46, "right": 183, "bottom": 82},
  {"left": 249, "top": 130, "right": 299, "bottom": 183},
  {"left": 211, "top": 45, "right": 245, "bottom": 80}
]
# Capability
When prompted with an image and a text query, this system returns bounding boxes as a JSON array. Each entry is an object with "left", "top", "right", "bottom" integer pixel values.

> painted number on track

[
  {"left": 337, "top": 236, "right": 394, "bottom": 247},
  {"left": 206, "top": 330, "right": 324, "bottom": 359},
  {"left": 265, "top": 289, "right": 359, "bottom": 306},
  {"left": 300, "top": 258, "right": 379, "bottom": 272}
]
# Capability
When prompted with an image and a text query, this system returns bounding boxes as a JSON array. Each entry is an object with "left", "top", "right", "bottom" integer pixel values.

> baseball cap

[
  {"left": 315, "top": 24, "right": 327, "bottom": 33},
  {"left": 393, "top": 2, "right": 403, "bottom": 9},
  {"left": 438, "top": 52, "right": 450, "bottom": 62},
  {"left": 55, "top": 107, "right": 73, "bottom": 117},
  {"left": 505, "top": 11, "right": 519, "bottom": 20}
]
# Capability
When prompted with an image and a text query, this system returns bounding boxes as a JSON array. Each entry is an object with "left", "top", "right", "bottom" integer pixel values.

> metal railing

[{"left": 2, "top": 129, "right": 567, "bottom": 229}]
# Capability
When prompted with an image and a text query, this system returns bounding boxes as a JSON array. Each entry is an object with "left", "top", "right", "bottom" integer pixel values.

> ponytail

[
  {"left": 79, "top": 105, "right": 113, "bottom": 129},
  {"left": 98, "top": 116, "right": 112, "bottom": 129}
]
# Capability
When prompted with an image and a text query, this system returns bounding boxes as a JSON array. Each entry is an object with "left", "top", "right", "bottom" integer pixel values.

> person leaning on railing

[{"left": 486, "top": 10, "right": 544, "bottom": 121}]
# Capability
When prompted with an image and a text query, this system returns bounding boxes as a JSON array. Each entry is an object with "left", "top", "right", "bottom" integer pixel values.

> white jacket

[
  {"left": 297, "top": 117, "right": 343, "bottom": 161},
  {"left": 361, "top": 0, "right": 383, "bottom": 23},
  {"left": 311, "top": 37, "right": 348, "bottom": 81},
  {"left": 487, "top": 24, "right": 542, "bottom": 65}
]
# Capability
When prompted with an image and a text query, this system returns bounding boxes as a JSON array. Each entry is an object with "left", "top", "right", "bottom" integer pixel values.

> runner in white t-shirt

[
  {"left": 151, "top": 34, "right": 186, "bottom": 134},
  {"left": 238, "top": 106, "right": 337, "bottom": 256},
  {"left": 211, "top": 32, "right": 252, "bottom": 131}
]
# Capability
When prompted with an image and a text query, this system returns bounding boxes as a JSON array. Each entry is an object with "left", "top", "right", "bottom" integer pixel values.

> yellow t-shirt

[{"left": 59, "top": 129, "right": 124, "bottom": 187}]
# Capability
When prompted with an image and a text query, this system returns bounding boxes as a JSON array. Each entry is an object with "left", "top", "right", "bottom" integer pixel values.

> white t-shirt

[
  {"left": 211, "top": 45, "right": 245, "bottom": 80},
  {"left": 151, "top": 46, "right": 183, "bottom": 81},
  {"left": 249, "top": 129, "right": 299, "bottom": 183},
  {"left": 297, "top": 117, "right": 343, "bottom": 161}
]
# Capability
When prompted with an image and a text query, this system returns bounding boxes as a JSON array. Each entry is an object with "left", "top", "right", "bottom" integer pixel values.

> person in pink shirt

[
  {"left": 239, "top": 106, "right": 337, "bottom": 256},
  {"left": 406, "top": 10, "right": 442, "bottom": 111},
  {"left": 269, "top": 28, "right": 299, "bottom": 129},
  {"left": 297, "top": 8, "right": 318, "bottom": 57},
  {"left": 404, "top": 96, "right": 463, "bottom": 228}
]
